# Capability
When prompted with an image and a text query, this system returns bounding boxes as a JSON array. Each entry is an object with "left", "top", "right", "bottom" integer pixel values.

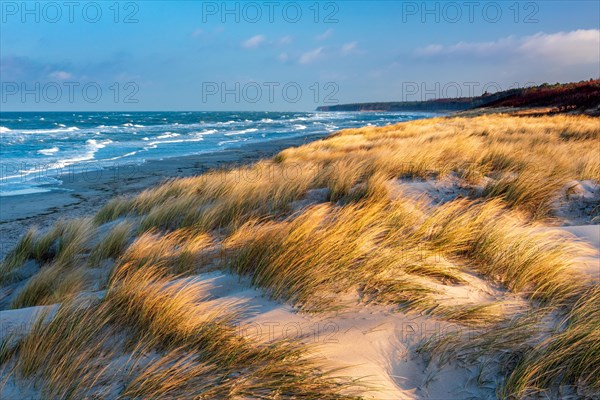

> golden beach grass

[{"left": 1, "top": 113, "right": 599, "bottom": 397}]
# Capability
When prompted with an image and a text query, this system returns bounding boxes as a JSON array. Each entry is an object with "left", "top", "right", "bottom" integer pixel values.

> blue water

[{"left": 0, "top": 111, "right": 436, "bottom": 196}]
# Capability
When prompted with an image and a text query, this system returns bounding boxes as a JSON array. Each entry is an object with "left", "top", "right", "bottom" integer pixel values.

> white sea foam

[
  {"left": 147, "top": 136, "right": 204, "bottom": 147},
  {"left": 0, "top": 126, "right": 11, "bottom": 133},
  {"left": 48, "top": 139, "right": 113, "bottom": 169},
  {"left": 37, "top": 147, "right": 60, "bottom": 155},
  {"left": 86, "top": 139, "right": 113, "bottom": 150},
  {"left": 156, "top": 132, "right": 180, "bottom": 139},
  {"left": 224, "top": 128, "right": 259, "bottom": 136},
  {"left": 18, "top": 127, "right": 80, "bottom": 134}
]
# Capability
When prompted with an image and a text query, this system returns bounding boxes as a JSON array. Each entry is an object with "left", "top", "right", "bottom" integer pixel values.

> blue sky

[{"left": 1, "top": 0, "right": 599, "bottom": 111}]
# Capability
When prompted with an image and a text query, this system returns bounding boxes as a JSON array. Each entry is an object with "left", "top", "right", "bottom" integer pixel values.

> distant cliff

[
  {"left": 316, "top": 80, "right": 599, "bottom": 114},
  {"left": 316, "top": 90, "right": 515, "bottom": 112},
  {"left": 478, "top": 80, "right": 599, "bottom": 114}
]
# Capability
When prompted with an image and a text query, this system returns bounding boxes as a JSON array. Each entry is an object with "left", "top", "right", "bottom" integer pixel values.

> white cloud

[
  {"left": 241, "top": 34, "right": 267, "bottom": 49},
  {"left": 518, "top": 30, "right": 600, "bottom": 65},
  {"left": 190, "top": 28, "right": 204, "bottom": 38},
  {"left": 299, "top": 47, "right": 325, "bottom": 64},
  {"left": 316, "top": 29, "right": 333, "bottom": 41},
  {"left": 49, "top": 71, "right": 73, "bottom": 80},
  {"left": 278, "top": 52, "right": 289, "bottom": 62},
  {"left": 278, "top": 35, "right": 293, "bottom": 46},
  {"left": 341, "top": 41, "right": 360, "bottom": 55},
  {"left": 415, "top": 29, "right": 600, "bottom": 66}
]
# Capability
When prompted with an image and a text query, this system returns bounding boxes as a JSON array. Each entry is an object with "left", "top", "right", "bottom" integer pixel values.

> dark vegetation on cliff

[{"left": 317, "top": 79, "right": 600, "bottom": 115}]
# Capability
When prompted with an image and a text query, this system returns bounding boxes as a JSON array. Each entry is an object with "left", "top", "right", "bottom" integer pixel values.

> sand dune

[{"left": 1, "top": 113, "right": 598, "bottom": 399}]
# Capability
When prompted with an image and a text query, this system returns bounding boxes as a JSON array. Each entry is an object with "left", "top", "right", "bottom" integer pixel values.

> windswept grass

[
  {"left": 0, "top": 228, "right": 38, "bottom": 279},
  {"left": 420, "top": 288, "right": 600, "bottom": 397},
  {"left": 117, "top": 228, "right": 213, "bottom": 276},
  {"left": 2, "top": 113, "right": 598, "bottom": 397},
  {"left": 416, "top": 198, "right": 594, "bottom": 303},
  {"left": 482, "top": 169, "right": 569, "bottom": 218},
  {"left": 1, "top": 265, "right": 365, "bottom": 398},
  {"left": 226, "top": 193, "right": 593, "bottom": 312},
  {"left": 11, "top": 263, "right": 86, "bottom": 309},
  {"left": 88, "top": 220, "right": 134, "bottom": 267},
  {"left": 503, "top": 286, "right": 600, "bottom": 397},
  {"left": 1, "top": 218, "right": 94, "bottom": 281}
]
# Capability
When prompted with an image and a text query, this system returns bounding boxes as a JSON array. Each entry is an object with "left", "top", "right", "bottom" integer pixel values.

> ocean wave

[
  {"left": 15, "top": 126, "right": 80, "bottom": 134},
  {"left": 224, "top": 128, "right": 259, "bottom": 136},
  {"left": 216, "top": 120, "right": 236, "bottom": 126},
  {"left": 37, "top": 147, "right": 60, "bottom": 155},
  {"left": 218, "top": 139, "right": 242, "bottom": 146},
  {"left": 1, "top": 111, "right": 431, "bottom": 197},
  {"left": 156, "top": 132, "right": 181, "bottom": 139},
  {"left": 86, "top": 139, "right": 113, "bottom": 150},
  {"left": 198, "top": 129, "right": 217, "bottom": 135},
  {"left": 49, "top": 139, "right": 113, "bottom": 168},
  {"left": 146, "top": 136, "right": 204, "bottom": 147},
  {"left": 104, "top": 151, "right": 139, "bottom": 161}
]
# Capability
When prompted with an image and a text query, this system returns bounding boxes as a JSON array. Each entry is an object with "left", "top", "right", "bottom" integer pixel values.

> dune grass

[
  {"left": 226, "top": 194, "right": 593, "bottom": 314},
  {"left": 503, "top": 286, "right": 600, "bottom": 397},
  {"left": 1, "top": 218, "right": 94, "bottom": 280},
  {"left": 1, "top": 265, "right": 364, "bottom": 399},
  {"left": 1, "top": 113, "right": 598, "bottom": 397},
  {"left": 88, "top": 220, "right": 133, "bottom": 267},
  {"left": 116, "top": 228, "right": 214, "bottom": 277},
  {"left": 93, "top": 114, "right": 598, "bottom": 230},
  {"left": 11, "top": 263, "right": 86, "bottom": 309},
  {"left": 420, "top": 288, "right": 600, "bottom": 397}
]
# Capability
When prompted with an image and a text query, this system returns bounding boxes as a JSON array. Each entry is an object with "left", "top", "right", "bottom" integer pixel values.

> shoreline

[{"left": 0, "top": 132, "right": 327, "bottom": 258}]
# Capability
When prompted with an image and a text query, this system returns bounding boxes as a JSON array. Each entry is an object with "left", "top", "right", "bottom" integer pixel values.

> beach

[
  {"left": 0, "top": 132, "right": 327, "bottom": 258},
  {"left": 2, "top": 0, "right": 598, "bottom": 396},
  {"left": 0, "top": 112, "right": 598, "bottom": 399}
]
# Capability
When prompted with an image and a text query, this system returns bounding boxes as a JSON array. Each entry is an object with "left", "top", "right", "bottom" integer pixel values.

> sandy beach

[{"left": 0, "top": 133, "right": 327, "bottom": 258}]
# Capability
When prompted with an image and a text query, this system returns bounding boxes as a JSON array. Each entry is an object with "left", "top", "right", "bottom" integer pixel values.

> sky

[{"left": 1, "top": 0, "right": 599, "bottom": 111}]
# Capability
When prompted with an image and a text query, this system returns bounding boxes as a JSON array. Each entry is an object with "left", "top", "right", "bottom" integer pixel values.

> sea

[{"left": 0, "top": 111, "right": 436, "bottom": 196}]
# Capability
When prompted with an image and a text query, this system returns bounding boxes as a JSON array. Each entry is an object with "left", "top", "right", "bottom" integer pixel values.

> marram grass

[{"left": 1, "top": 113, "right": 599, "bottom": 397}]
